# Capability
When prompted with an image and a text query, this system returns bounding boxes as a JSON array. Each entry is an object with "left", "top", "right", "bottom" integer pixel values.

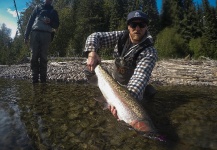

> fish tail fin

[{"left": 142, "top": 132, "right": 167, "bottom": 142}]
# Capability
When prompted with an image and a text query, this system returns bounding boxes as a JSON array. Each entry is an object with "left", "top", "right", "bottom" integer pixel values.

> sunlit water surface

[{"left": 0, "top": 78, "right": 216, "bottom": 150}]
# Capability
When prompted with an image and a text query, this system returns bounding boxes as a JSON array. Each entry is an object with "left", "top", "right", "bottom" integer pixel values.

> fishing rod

[
  {"left": 13, "top": 0, "right": 31, "bottom": 60},
  {"left": 13, "top": 0, "right": 25, "bottom": 37}
]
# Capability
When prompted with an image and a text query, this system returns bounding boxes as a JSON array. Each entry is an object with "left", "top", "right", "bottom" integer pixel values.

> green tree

[
  {"left": 71, "top": 0, "right": 105, "bottom": 56},
  {"left": 160, "top": 0, "right": 183, "bottom": 29},
  {"left": 155, "top": 27, "right": 190, "bottom": 59},
  {"left": 160, "top": 0, "right": 173, "bottom": 28},
  {"left": 50, "top": 7, "right": 75, "bottom": 56},
  {"left": 178, "top": 0, "right": 202, "bottom": 42},
  {"left": 0, "top": 23, "right": 12, "bottom": 64},
  {"left": 109, "top": 0, "right": 126, "bottom": 31},
  {"left": 189, "top": 37, "right": 203, "bottom": 58},
  {"left": 3, "top": 0, "right": 217, "bottom": 62},
  {"left": 142, "top": 0, "right": 160, "bottom": 39},
  {"left": 200, "top": 0, "right": 217, "bottom": 58}
]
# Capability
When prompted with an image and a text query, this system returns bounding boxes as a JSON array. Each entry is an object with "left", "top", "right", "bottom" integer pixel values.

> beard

[{"left": 130, "top": 33, "right": 143, "bottom": 43}]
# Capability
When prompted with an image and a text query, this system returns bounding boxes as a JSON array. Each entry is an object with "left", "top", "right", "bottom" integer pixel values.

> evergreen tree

[
  {"left": 142, "top": 0, "right": 160, "bottom": 39},
  {"left": 1, "top": 0, "right": 217, "bottom": 62},
  {"left": 71, "top": 0, "right": 105, "bottom": 56},
  {"left": 200, "top": 0, "right": 217, "bottom": 58},
  {"left": 160, "top": 0, "right": 173, "bottom": 28},
  {"left": 179, "top": 0, "right": 202, "bottom": 42},
  {"left": 0, "top": 23, "right": 12, "bottom": 64},
  {"left": 109, "top": 0, "right": 126, "bottom": 31},
  {"left": 54, "top": 8, "right": 75, "bottom": 56}
]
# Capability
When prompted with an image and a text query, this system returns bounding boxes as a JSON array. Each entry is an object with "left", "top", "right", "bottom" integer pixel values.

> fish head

[
  {"left": 84, "top": 68, "right": 98, "bottom": 86},
  {"left": 130, "top": 120, "right": 154, "bottom": 133}
]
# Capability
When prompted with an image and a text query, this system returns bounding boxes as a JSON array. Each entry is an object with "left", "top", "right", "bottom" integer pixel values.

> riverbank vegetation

[{"left": 0, "top": 0, "right": 217, "bottom": 65}]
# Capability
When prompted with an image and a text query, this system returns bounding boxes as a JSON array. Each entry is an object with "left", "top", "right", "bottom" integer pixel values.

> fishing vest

[
  {"left": 32, "top": 4, "right": 54, "bottom": 33},
  {"left": 112, "top": 31, "right": 153, "bottom": 85}
]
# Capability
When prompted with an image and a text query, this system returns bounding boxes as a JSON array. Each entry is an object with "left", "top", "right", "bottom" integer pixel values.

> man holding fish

[{"left": 84, "top": 10, "right": 158, "bottom": 135}]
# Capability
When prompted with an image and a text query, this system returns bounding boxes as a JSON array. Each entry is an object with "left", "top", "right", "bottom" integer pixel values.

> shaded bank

[{"left": 0, "top": 58, "right": 217, "bottom": 86}]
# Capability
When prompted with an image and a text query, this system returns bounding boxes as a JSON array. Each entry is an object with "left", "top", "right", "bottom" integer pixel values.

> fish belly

[
  {"left": 95, "top": 66, "right": 137, "bottom": 123},
  {"left": 94, "top": 65, "right": 156, "bottom": 133}
]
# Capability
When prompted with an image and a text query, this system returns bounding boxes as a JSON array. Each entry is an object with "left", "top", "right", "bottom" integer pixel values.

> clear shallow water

[{"left": 0, "top": 78, "right": 216, "bottom": 150}]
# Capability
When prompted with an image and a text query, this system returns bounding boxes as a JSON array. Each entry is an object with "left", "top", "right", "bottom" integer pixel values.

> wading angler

[{"left": 24, "top": 0, "right": 59, "bottom": 83}]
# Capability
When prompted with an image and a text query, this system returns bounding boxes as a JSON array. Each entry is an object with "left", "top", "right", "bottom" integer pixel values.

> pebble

[{"left": 0, "top": 58, "right": 217, "bottom": 86}]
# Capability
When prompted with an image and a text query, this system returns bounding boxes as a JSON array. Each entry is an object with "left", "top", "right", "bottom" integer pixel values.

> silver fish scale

[{"left": 95, "top": 65, "right": 148, "bottom": 123}]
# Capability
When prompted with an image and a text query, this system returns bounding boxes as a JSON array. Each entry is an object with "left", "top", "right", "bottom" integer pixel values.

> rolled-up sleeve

[{"left": 84, "top": 31, "right": 125, "bottom": 55}]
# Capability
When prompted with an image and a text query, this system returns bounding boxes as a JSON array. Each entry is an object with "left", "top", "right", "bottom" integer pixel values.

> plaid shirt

[{"left": 84, "top": 30, "right": 157, "bottom": 101}]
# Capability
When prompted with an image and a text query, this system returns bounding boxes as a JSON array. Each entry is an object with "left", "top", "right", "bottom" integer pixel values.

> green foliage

[
  {"left": 72, "top": 0, "right": 105, "bottom": 56},
  {"left": 1, "top": 0, "right": 217, "bottom": 64},
  {"left": 0, "top": 24, "right": 12, "bottom": 64},
  {"left": 200, "top": 36, "right": 217, "bottom": 59},
  {"left": 155, "top": 27, "right": 190, "bottom": 59},
  {"left": 143, "top": 0, "right": 160, "bottom": 39},
  {"left": 160, "top": 0, "right": 173, "bottom": 28},
  {"left": 199, "top": 0, "right": 217, "bottom": 59},
  {"left": 50, "top": 7, "right": 75, "bottom": 57},
  {"left": 178, "top": 0, "right": 203, "bottom": 42},
  {"left": 189, "top": 38, "right": 202, "bottom": 58}
]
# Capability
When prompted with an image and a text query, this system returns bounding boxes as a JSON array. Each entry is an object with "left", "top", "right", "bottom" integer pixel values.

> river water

[{"left": 0, "top": 78, "right": 216, "bottom": 150}]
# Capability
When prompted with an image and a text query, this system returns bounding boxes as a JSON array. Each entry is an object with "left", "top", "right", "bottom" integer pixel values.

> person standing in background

[{"left": 24, "top": 0, "right": 59, "bottom": 83}]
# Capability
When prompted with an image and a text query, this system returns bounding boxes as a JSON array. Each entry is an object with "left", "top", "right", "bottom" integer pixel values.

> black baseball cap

[{"left": 127, "top": 10, "right": 149, "bottom": 24}]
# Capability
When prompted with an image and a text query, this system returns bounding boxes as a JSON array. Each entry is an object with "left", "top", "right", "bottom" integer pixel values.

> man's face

[{"left": 128, "top": 20, "right": 147, "bottom": 44}]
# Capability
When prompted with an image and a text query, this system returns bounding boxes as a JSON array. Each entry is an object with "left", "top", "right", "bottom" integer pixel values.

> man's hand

[
  {"left": 43, "top": 17, "right": 51, "bottom": 24},
  {"left": 86, "top": 51, "right": 100, "bottom": 72},
  {"left": 109, "top": 105, "right": 119, "bottom": 120}
]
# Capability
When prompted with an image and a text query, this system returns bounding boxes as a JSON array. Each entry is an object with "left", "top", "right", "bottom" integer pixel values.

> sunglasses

[{"left": 129, "top": 22, "right": 146, "bottom": 28}]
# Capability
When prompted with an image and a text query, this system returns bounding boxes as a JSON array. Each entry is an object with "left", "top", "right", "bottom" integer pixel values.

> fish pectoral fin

[
  {"left": 94, "top": 96, "right": 107, "bottom": 103},
  {"left": 102, "top": 103, "right": 110, "bottom": 110},
  {"left": 84, "top": 68, "right": 98, "bottom": 86},
  {"left": 94, "top": 96, "right": 109, "bottom": 110}
]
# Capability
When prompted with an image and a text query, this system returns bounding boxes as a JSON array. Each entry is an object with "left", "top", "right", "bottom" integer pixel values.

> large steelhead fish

[{"left": 89, "top": 64, "right": 156, "bottom": 134}]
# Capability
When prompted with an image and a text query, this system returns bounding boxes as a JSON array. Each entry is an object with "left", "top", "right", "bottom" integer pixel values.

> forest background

[{"left": 0, "top": 0, "right": 217, "bottom": 65}]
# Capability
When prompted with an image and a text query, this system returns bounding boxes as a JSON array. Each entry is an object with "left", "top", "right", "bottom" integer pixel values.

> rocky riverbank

[
  {"left": 0, "top": 58, "right": 217, "bottom": 86},
  {"left": 151, "top": 59, "right": 217, "bottom": 86}
]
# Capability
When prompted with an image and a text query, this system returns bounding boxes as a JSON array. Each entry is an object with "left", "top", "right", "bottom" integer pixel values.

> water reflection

[
  {"left": 0, "top": 79, "right": 33, "bottom": 149},
  {"left": 0, "top": 78, "right": 217, "bottom": 150}
]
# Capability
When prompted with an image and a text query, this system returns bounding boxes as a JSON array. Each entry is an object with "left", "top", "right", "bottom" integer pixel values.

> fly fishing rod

[
  {"left": 13, "top": 0, "right": 31, "bottom": 60},
  {"left": 13, "top": 0, "right": 25, "bottom": 37}
]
